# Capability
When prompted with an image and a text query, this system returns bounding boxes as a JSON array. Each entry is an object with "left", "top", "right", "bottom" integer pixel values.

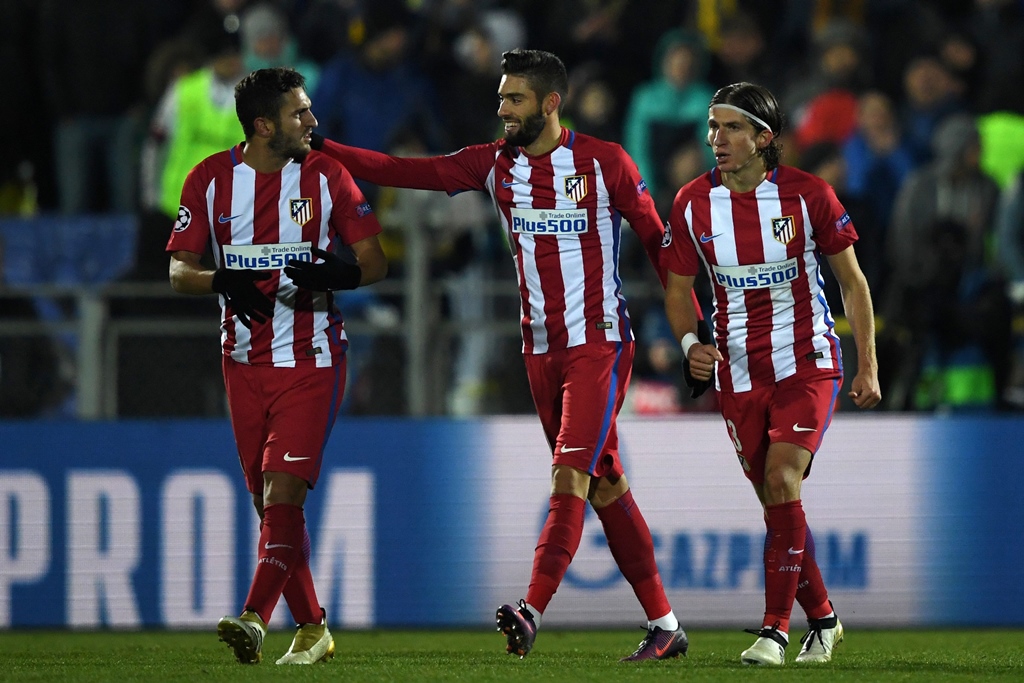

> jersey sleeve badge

[{"left": 174, "top": 205, "right": 192, "bottom": 232}]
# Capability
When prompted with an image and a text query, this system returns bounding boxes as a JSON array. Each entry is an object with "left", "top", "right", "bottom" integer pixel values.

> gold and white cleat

[
  {"left": 276, "top": 616, "right": 335, "bottom": 665},
  {"left": 217, "top": 610, "right": 266, "bottom": 664}
]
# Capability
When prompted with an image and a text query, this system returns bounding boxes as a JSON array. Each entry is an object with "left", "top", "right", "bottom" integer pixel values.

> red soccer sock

[
  {"left": 282, "top": 525, "right": 322, "bottom": 625},
  {"left": 762, "top": 500, "right": 808, "bottom": 635},
  {"left": 595, "top": 489, "right": 671, "bottom": 621},
  {"left": 764, "top": 513, "right": 832, "bottom": 622},
  {"left": 525, "top": 494, "right": 586, "bottom": 614},
  {"left": 244, "top": 503, "right": 304, "bottom": 624},
  {"left": 795, "top": 526, "right": 832, "bottom": 620}
]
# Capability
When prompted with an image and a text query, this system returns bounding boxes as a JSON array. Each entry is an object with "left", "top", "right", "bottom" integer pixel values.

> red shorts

[
  {"left": 523, "top": 341, "right": 633, "bottom": 479},
  {"left": 717, "top": 372, "right": 841, "bottom": 485},
  {"left": 223, "top": 356, "right": 346, "bottom": 494}
]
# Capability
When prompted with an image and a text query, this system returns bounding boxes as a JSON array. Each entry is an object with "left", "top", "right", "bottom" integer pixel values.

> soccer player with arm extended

[
  {"left": 662, "top": 81, "right": 881, "bottom": 666},
  {"left": 167, "top": 67, "right": 387, "bottom": 665},
  {"left": 313, "top": 48, "right": 698, "bottom": 660}
]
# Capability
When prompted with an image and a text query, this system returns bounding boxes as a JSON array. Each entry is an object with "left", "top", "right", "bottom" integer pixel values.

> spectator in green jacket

[{"left": 622, "top": 28, "right": 716, "bottom": 199}]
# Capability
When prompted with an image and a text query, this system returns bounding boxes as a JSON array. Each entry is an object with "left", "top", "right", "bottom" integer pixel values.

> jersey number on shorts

[{"left": 726, "top": 419, "right": 743, "bottom": 451}]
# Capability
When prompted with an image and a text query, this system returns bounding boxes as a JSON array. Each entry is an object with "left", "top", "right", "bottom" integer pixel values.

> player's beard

[
  {"left": 269, "top": 128, "right": 310, "bottom": 162},
  {"left": 504, "top": 106, "right": 546, "bottom": 147}
]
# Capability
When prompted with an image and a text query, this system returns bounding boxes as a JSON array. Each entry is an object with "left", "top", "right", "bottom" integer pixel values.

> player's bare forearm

[
  {"left": 837, "top": 266, "right": 881, "bottom": 408},
  {"left": 169, "top": 251, "right": 215, "bottom": 295},
  {"left": 664, "top": 272, "right": 698, "bottom": 341},
  {"left": 843, "top": 285, "right": 877, "bottom": 374},
  {"left": 665, "top": 271, "right": 721, "bottom": 381},
  {"left": 843, "top": 289, "right": 881, "bottom": 408},
  {"left": 351, "top": 236, "right": 388, "bottom": 286}
]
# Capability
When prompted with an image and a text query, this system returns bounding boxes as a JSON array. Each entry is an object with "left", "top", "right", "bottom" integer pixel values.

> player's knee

[
  {"left": 587, "top": 475, "right": 629, "bottom": 509},
  {"left": 761, "top": 465, "right": 801, "bottom": 504},
  {"left": 550, "top": 464, "right": 590, "bottom": 498},
  {"left": 263, "top": 471, "right": 310, "bottom": 506}
]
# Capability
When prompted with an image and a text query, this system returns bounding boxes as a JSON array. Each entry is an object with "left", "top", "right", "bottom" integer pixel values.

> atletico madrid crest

[
  {"left": 771, "top": 216, "right": 795, "bottom": 245},
  {"left": 290, "top": 198, "right": 312, "bottom": 226},
  {"left": 564, "top": 175, "right": 587, "bottom": 202}
]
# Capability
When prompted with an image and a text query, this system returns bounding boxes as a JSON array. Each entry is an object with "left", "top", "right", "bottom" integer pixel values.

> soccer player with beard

[
  {"left": 661, "top": 82, "right": 881, "bottom": 666},
  {"left": 310, "top": 48, "right": 697, "bottom": 661},
  {"left": 167, "top": 67, "right": 388, "bottom": 665}
]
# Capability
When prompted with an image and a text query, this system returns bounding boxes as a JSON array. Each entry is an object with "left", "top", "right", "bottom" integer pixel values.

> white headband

[{"left": 710, "top": 103, "right": 774, "bottom": 134}]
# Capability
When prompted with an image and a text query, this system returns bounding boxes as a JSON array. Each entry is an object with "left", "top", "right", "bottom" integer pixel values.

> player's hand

[
  {"left": 284, "top": 247, "right": 362, "bottom": 291},
  {"left": 682, "top": 319, "right": 719, "bottom": 398},
  {"left": 848, "top": 372, "right": 881, "bottom": 409},
  {"left": 211, "top": 268, "right": 275, "bottom": 329}
]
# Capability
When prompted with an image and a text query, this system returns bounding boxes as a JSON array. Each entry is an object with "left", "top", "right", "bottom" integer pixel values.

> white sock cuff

[
  {"left": 524, "top": 602, "right": 542, "bottom": 628},
  {"left": 649, "top": 612, "right": 679, "bottom": 632}
]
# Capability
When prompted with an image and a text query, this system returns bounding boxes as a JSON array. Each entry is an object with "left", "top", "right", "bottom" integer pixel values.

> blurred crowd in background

[{"left": 2, "top": 0, "right": 1024, "bottom": 418}]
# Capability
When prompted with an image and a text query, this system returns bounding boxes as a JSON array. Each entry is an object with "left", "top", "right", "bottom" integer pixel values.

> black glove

[
  {"left": 211, "top": 268, "right": 274, "bottom": 329},
  {"left": 284, "top": 247, "right": 362, "bottom": 291},
  {"left": 682, "top": 318, "right": 714, "bottom": 399},
  {"left": 309, "top": 132, "right": 325, "bottom": 150}
]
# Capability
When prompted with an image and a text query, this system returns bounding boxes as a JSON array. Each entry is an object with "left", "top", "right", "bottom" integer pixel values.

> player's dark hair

[
  {"left": 710, "top": 82, "right": 784, "bottom": 170},
  {"left": 235, "top": 67, "right": 307, "bottom": 138},
  {"left": 500, "top": 49, "right": 569, "bottom": 113}
]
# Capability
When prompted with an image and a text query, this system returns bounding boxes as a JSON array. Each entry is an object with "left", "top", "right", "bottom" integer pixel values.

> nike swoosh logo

[
  {"left": 218, "top": 213, "right": 242, "bottom": 223},
  {"left": 282, "top": 452, "right": 311, "bottom": 462},
  {"left": 792, "top": 424, "right": 817, "bottom": 432},
  {"left": 265, "top": 542, "right": 293, "bottom": 550},
  {"left": 501, "top": 179, "right": 517, "bottom": 188},
  {"left": 699, "top": 232, "right": 722, "bottom": 243},
  {"left": 788, "top": 547, "right": 805, "bottom": 555},
  {"left": 560, "top": 446, "right": 587, "bottom": 453}
]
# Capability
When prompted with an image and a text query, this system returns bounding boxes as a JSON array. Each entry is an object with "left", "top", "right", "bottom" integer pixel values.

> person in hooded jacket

[
  {"left": 881, "top": 113, "right": 1010, "bottom": 410},
  {"left": 622, "top": 28, "right": 716, "bottom": 200}
]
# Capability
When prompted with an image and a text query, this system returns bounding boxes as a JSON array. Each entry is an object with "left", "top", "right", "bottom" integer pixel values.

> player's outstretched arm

[{"left": 311, "top": 133, "right": 448, "bottom": 191}]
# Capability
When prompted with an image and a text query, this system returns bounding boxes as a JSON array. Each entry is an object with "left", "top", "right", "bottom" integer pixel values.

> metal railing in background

[
  {"left": 0, "top": 274, "right": 536, "bottom": 420},
  {"left": 0, "top": 276, "right": 670, "bottom": 419},
  {"left": 0, "top": 213, "right": 670, "bottom": 419}
]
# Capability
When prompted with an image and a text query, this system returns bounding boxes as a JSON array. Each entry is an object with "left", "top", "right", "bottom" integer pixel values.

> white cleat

[
  {"left": 741, "top": 626, "right": 787, "bottom": 666},
  {"left": 276, "top": 616, "right": 335, "bottom": 665},
  {"left": 795, "top": 613, "right": 844, "bottom": 663}
]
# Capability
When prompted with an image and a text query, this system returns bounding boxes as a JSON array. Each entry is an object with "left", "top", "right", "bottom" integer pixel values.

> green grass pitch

[{"left": 1, "top": 628, "right": 1022, "bottom": 682}]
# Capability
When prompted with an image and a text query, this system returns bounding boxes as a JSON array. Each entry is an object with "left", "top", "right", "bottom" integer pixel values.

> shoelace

[
  {"left": 515, "top": 600, "right": 535, "bottom": 626},
  {"left": 628, "top": 627, "right": 657, "bottom": 656},
  {"left": 800, "top": 625, "right": 822, "bottom": 649},
  {"left": 247, "top": 621, "right": 264, "bottom": 650},
  {"left": 744, "top": 620, "right": 787, "bottom": 647}
]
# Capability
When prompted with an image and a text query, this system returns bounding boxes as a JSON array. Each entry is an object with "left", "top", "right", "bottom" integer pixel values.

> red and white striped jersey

[
  {"left": 319, "top": 129, "right": 666, "bottom": 354},
  {"left": 166, "top": 144, "right": 382, "bottom": 367},
  {"left": 662, "top": 165, "right": 858, "bottom": 392}
]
